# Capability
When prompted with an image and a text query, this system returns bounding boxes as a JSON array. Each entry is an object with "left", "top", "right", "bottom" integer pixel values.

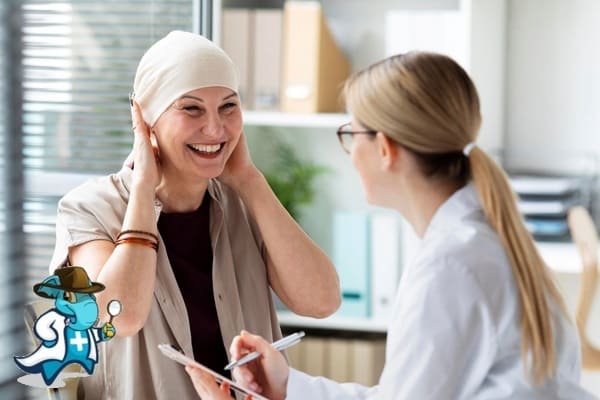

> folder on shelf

[
  {"left": 253, "top": 9, "right": 283, "bottom": 111},
  {"left": 332, "top": 211, "right": 370, "bottom": 318},
  {"left": 351, "top": 339, "right": 386, "bottom": 386},
  {"left": 325, "top": 338, "right": 352, "bottom": 381},
  {"left": 370, "top": 212, "right": 402, "bottom": 320},
  {"left": 221, "top": 8, "right": 254, "bottom": 109},
  {"left": 281, "top": 1, "right": 350, "bottom": 113},
  {"left": 302, "top": 337, "right": 327, "bottom": 376},
  {"left": 285, "top": 337, "right": 303, "bottom": 370}
]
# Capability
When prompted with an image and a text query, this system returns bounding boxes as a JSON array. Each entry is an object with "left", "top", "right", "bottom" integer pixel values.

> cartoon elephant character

[{"left": 14, "top": 266, "right": 117, "bottom": 386}]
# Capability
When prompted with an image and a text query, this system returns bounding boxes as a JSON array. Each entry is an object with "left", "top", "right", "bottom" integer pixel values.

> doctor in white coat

[{"left": 186, "top": 52, "right": 594, "bottom": 399}]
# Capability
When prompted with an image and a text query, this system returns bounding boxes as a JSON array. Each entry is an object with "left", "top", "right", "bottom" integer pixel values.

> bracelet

[
  {"left": 117, "top": 229, "right": 159, "bottom": 243},
  {"left": 115, "top": 237, "right": 158, "bottom": 252}
]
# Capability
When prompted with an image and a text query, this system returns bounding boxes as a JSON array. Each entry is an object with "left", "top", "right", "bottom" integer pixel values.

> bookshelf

[
  {"left": 218, "top": 0, "right": 588, "bottom": 330},
  {"left": 219, "top": 0, "right": 507, "bottom": 149}
]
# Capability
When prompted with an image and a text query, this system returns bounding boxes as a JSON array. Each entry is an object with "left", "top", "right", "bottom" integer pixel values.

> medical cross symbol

[{"left": 70, "top": 331, "right": 88, "bottom": 352}]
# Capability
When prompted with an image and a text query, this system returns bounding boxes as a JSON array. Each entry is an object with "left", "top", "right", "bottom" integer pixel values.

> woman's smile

[{"left": 186, "top": 142, "right": 226, "bottom": 159}]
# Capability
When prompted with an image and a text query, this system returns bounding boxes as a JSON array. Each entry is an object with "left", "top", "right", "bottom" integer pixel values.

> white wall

[
  {"left": 505, "top": 0, "right": 600, "bottom": 155},
  {"left": 467, "top": 0, "right": 507, "bottom": 151},
  {"left": 507, "top": 4, "right": 600, "bottom": 394},
  {"left": 323, "top": 0, "right": 505, "bottom": 150},
  {"left": 322, "top": 0, "right": 460, "bottom": 71}
]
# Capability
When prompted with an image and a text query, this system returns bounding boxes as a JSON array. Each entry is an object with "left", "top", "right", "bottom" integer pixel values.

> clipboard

[{"left": 158, "top": 344, "right": 269, "bottom": 400}]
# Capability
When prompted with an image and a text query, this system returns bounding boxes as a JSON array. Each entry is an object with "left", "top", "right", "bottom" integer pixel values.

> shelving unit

[
  {"left": 220, "top": 0, "right": 507, "bottom": 149},
  {"left": 221, "top": 0, "right": 590, "bottom": 334}
]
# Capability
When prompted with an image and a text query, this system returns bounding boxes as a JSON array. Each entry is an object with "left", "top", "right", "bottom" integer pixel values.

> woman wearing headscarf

[{"left": 48, "top": 31, "right": 340, "bottom": 399}]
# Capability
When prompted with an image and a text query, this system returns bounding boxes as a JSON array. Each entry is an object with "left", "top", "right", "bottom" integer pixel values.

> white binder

[{"left": 370, "top": 212, "right": 402, "bottom": 320}]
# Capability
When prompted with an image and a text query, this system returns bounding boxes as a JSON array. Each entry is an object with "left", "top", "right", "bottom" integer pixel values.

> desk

[{"left": 537, "top": 241, "right": 592, "bottom": 274}]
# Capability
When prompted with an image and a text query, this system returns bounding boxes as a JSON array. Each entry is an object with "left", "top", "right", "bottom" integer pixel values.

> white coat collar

[{"left": 422, "top": 181, "right": 481, "bottom": 243}]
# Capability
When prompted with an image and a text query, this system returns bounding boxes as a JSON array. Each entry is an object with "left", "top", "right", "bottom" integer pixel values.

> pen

[{"left": 224, "top": 331, "right": 305, "bottom": 370}]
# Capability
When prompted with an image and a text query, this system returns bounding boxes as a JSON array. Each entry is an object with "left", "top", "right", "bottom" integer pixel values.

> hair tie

[{"left": 463, "top": 142, "right": 476, "bottom": 157}]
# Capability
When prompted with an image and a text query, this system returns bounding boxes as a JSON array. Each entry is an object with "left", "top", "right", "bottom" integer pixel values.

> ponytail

[{"left": 469, "top": 146, "right": 566, "bottom": 383}]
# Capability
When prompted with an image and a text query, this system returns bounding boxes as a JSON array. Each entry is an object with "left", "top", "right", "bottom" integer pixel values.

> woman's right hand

[
  {"left": 230, "top": 331, "right": 289, "bottom": 400},
  {"left": 129, "top": 100, "right": 161, "bottom": 191}
]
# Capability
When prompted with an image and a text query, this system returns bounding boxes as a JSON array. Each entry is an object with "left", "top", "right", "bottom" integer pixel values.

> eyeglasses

[{"left": 336, "top": 122, "right": 377, "bottom": 154}]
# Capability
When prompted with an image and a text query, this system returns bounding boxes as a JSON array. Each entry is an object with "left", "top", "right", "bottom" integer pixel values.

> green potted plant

[{"left": 263, "top": 141, "right": 329, "bottom": 221}]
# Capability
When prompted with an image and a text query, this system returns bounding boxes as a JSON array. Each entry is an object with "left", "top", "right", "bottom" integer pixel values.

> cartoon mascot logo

[{"left": 14, "top": 266, "right": 121, "bottom": 387}]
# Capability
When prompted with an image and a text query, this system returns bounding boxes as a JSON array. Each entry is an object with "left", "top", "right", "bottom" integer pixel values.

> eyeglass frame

[{"left": 336, "top": 122, "right": 377, "bottom": 154}]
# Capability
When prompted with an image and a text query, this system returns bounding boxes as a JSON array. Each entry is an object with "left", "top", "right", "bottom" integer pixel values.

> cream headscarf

[{"left": 133, "top": 30, "right": 239, "bottom": 126}]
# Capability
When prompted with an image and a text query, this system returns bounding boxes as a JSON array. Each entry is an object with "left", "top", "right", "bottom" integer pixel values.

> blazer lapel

[
  {"left": 208, "top": 184, "right": 245, "bottom": 355},
  {"left": 152, "top": 202, "right": 193, "bottom": 356}
]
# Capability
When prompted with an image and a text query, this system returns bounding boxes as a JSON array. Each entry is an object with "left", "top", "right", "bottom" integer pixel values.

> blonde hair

[{"left": 343, "top": 52, "right": 566, "bottom": 383}]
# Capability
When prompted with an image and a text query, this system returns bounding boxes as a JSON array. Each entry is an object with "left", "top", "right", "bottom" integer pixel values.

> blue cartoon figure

[{"left": 14, "top": 266, "right": 120, "bottom": 386}]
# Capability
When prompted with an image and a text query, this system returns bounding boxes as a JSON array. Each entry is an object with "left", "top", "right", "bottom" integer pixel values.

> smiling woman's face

[{"left": 152, "top": 86, "right": 243, "bottom": 181}]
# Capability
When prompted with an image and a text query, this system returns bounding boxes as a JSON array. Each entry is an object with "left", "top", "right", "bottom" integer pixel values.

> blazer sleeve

[{"left": 49, "top": 176, "right": 125, "bottom": 272}]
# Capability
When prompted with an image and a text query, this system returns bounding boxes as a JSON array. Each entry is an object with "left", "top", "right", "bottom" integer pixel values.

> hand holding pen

[
  {"left": 227, "top": 330, "right": 295, "bottom": 399},
  {"left": 225, "top": 331, "right": 305, "bottom": 370}
]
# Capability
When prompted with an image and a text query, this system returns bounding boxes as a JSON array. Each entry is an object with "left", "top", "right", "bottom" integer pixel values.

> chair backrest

[
  {"left": 567, "top": 206, "right": 600, "bottom": 370},
  {"left": 23, "top": 300, "right": 82, "bottom": 400}
]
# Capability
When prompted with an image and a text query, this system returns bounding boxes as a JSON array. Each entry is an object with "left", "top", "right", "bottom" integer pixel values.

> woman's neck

[
  {"left": 156, "top": 175, "right": 209, "bottom": 213},
  {"left": 397, "top": 178, "right": 463, "bottom": 238}
]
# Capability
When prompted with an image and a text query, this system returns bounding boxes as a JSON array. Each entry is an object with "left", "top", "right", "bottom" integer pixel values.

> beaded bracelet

[
  {"left": 117, "top": 229, "right": 159, "bottom": 243},
  {"left": 115, "top": 237, "right": 158, "bottom": 252}
]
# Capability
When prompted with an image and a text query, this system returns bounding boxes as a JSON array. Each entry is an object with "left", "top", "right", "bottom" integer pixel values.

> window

[
  {"left": 0, "top": 1, "right": 27, "bottom": 398},
  {"left": 1, "top": 1, "right": 202, "bottom": 397}
]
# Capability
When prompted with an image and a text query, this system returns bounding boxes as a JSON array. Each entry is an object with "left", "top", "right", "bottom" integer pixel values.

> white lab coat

[{"left": 287, "top": 183, "right": 595, "bottom": 400}]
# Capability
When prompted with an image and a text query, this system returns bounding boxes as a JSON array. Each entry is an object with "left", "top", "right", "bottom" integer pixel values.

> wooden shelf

[{"left": 243, "top": 111, "right": 349, "bottom": 128}]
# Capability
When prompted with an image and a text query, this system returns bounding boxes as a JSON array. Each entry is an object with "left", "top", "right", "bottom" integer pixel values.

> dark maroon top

[{"left": 157, "top": 193, "right": 230, "bottom": 377}]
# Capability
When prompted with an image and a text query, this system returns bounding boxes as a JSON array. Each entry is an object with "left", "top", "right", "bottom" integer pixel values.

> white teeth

[{"left": 189, "top": 143, "right": 221, "bottom": 153}]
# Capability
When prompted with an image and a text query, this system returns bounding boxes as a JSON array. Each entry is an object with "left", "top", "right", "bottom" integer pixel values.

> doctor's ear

[{"left": 376, "top": 132, "right": 399, "bottom": 170}]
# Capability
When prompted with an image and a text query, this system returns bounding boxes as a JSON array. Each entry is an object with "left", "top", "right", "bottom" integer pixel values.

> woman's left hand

[
  {"left": 186, "top": 365, "right": 248, "bottom": 400},
  {"left": 219, "top": 131, "right": 260, "bottom": 191}
]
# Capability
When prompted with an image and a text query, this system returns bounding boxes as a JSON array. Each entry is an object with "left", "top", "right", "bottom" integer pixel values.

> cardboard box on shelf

[{"left": 281, "top": 1, "right": 350, "bottom": 113}]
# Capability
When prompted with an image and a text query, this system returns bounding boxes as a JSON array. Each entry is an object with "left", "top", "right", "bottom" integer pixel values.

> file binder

[
  {"left": 253, "top": 9, "right": 283, "bottom": 111},
  {"left": 221, "top": 9, "right": 254, "bottom": 109},
  {"left": 370, "top": 212, "right": 402, "bottom": 320},
  {"left": 332, "top": 211, "right": 370, "bottom": 317},
  {"left": 281, "top": 1, "right": 350, "bottom": 113}
]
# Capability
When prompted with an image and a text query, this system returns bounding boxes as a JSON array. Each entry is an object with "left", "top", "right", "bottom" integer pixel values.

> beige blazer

[{"left": 49, "top": 166, "right": 282, "bottom": 399}]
